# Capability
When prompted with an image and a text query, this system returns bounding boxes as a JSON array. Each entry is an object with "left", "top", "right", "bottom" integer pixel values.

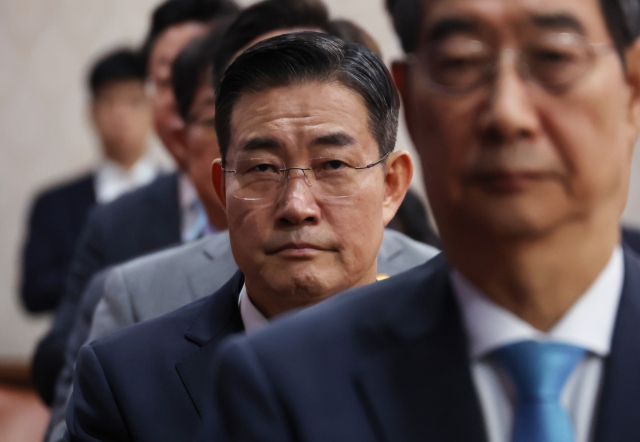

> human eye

[
  {"left": 426, "top": 37, "right": 491, "bottom": 88},
  {"left": 526, "top": 34, "right": 588, "bottom": 87},
  {"left": 236, "top": 159, "right": 281, "bottom": 177}
]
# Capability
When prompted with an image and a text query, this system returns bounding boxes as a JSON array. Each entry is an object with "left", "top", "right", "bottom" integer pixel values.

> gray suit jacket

[{"left": 47, "top": 229, "right": 438, "bottom": 442}]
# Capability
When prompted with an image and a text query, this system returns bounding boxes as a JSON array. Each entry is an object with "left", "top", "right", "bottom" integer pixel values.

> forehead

[
  {"left": 419, "top": 0, "right": 611, "bottom": 41},
  {"left": 229, "top": 82, "right": 373, "bottom": 148},
  {"left": 94, "top": 79, "right": 145, "bottom": 99}
]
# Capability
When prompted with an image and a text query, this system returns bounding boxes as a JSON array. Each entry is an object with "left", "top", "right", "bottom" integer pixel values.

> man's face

[
  {"left": 148, "top": 22, "right": 209, "bottom": 169},
  {"left": 184, "top": 78, "right": 223, "bottom": 216},
  {"left": 399, "top": 0, "right": 640, "bottom": 244},
  {"left": 216, "top": 82, "right": 407, "bottom": 316},
  {"left": 92, "top": 79, "right": 151, "bottom": 166}
]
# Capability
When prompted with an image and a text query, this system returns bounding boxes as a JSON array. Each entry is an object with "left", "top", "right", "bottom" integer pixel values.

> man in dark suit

[
  {"left": 31, "top": 0, "right": 240, "bottom": 406},
  {"left": 64, "top": 27, "right": 426, "bottom": 441},
  {"left": 20, "top": 49, "right": 156, "bottom": 314},
  {"left": 211, "top": 1, "right": 640, "bottom": 440}
]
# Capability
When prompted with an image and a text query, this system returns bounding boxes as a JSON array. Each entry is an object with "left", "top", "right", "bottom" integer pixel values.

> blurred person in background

[
  {"left": 212, "top": 0, "right": 640, "bottom": 440},
  {"left": 20, "top": 48, "right": 157, "bottom": 315},
  {"left": 31, "top": 0, "right": 239, "bottom": 407}
]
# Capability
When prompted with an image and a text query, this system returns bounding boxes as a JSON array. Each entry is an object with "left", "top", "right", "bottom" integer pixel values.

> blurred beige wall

[{"left": 2, "top": 0, "right": 639, "bottom": 359}]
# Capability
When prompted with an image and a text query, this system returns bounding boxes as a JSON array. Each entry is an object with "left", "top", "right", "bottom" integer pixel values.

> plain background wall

[{"left": 1, "top": 0, "right": 639, "bottom": 359}]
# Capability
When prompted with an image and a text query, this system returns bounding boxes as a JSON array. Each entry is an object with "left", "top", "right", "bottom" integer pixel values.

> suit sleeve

[
  {"left": 45, "top": 270, "right": 111, "bottom": 442},
  {"left": 21, "top": 194, "right": 67, "bottom": 312},
  {"left": 32, "top": 210, "right": 108, "bottom": 405},
  {"left": 65, "top": 344, "right": 131, "bottom": 442},
  {"left": 86, "top": 267, "right": 136, "bottom": 343},
  {"left": 213, "top": 338, "right": 293, "bottom": 442}
]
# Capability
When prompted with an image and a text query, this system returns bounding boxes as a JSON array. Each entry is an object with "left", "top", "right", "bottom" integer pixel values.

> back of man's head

[
  {"left": 213, "top": 0, "right": 330, "bottom": 84},
  {"left": 89, "top": 48, "right": 145, "bottom": 97},
  {"left": 142, "top": 0, "right": 240, "bottom": 72},
  {"left": 386, "top": 0, "right": 640, "bottom": 55}
]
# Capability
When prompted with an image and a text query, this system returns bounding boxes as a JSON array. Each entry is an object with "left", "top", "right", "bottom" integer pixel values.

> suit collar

[
  {"left": 354, "top": 256, "right": 487, "bottom": 441},
  {"left": 200, "top": 231, "right": 231, "bottom": 261},
  {"left": 593, "top": 247, "right": 640, "bottom": 441},
  {"left": 176, "top": 271, "right": 245, "bottom": 419}
]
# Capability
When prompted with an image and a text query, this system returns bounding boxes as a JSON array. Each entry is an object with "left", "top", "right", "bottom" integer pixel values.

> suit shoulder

[
  {"left": 89, "top": 294, "right": 211, "bottom": 355},
  {"left": 381, "top": 228, "right": 440, "bottom": 258},
  {"left": 31, "top": 173, "right": 95, "bottom": 208},
  {"left": 87, "top": 173, "right": 177, "bottom": 223}
]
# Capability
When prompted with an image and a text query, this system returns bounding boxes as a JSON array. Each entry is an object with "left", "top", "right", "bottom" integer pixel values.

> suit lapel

[
  {"left": 176, "top": 271, "right": 245, "bottom": 418},
  {"left": 354, "top": 260, "right": 487, "bottom": 442},
  {"left": 593, "top": 248, "right": 640, "bottom": 441}
]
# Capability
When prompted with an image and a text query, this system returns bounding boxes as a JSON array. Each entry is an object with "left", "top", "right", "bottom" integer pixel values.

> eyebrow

[
  {"left": 529, "top": 13, "right": 586, "bottom": 34},
  {"left": 311, "top": 132, "right": 357, "bottom": 148},
  {"left": 426, "top": 16, "right": 481, "bottom": 41},
  {"left": 240, "top": 137, "right": 281, "bottom": 152}
]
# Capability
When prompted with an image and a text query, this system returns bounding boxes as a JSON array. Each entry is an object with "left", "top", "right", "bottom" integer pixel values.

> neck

[
  {"left": 445, "top": 221, "right": 619, "bottom": 332},
  {"left": 105, "top": 148, "right": 144, "bottom": 171}
]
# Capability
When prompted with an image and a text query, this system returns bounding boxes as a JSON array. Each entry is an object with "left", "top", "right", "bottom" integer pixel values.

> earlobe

[
  {"left": 382, "top": 151, "right": 414, "bottom": 226},
  {"left": 211, "top": 159, "right": 227, "bottom": 209}
]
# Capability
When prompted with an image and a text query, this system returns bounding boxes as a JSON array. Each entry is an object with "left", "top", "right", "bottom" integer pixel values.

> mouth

[
  {"left": 466, "top": 171, "right": 550, "bottom": 193},
  {"left": 266, "top": 242, "right": 329, "bottom": 257}
]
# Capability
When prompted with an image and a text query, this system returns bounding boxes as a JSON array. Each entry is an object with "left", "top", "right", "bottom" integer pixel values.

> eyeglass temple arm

[{"left": 354, "top": 151, "right": 392, "bottom": 170}]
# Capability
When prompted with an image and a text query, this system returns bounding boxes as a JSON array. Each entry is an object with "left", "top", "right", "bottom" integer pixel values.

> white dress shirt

[
  {"left": 239, "top": 284, "right": 269, "bottom": 333},
  {"left": 451, "top": 247, "right": 624, "bottom": 442},
  {"left": 94, "top": 156, "right": 159, "bottom": 204}
]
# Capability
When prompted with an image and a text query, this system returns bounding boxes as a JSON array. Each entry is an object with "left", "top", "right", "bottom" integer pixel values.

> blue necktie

[{"left": 493, "top": 340, "right": 586, "bottom": 442}]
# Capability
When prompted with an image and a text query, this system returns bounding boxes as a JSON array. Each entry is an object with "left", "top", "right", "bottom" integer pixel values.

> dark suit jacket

[
  {"left": 212, "top": 249, "right": 640, "bottom": 442},
  {"left": 65, "top": 271, "right": 244, "bottom": 442},
  {"left": 21, "top": 173, "right": 96, "bottom": 313},
  {"left": 33, "top": 173, "right": 182, "bottom": 405}
]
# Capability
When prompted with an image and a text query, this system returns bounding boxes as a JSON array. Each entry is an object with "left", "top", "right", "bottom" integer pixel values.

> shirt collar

[
  {"left": 94, "top": 155, "right": 159, "bottom": 204},
  {"left": 238, "top": 284, "right": 270, "bottom": 334},
  {"left": 451, "top": 246, "right": 624, "bottom": 360}
]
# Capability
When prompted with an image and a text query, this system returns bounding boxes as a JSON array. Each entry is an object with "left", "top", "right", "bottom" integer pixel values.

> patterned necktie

[
  {"left": 185, "top": 199, "right": 208, "bottom": 241},
  {"left": 493, "top": 340, "right": 586, "bottom": 442}
]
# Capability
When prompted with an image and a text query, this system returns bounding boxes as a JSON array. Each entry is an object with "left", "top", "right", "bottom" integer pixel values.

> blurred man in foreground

[
  {"left": 65, "top": 29, "right": 428, "bottom": 442},
  {"left": 21, "top": 48, "right": 157, "bottom": 315},
  {"left": 31, "top": 0, "right": 239, "bottom": 406},
  {"left": 213, "top": 0, "right": 640, "bottom": 440}
]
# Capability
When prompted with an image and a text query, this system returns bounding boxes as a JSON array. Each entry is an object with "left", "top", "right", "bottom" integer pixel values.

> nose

[
  {"left": 477, "top": 51, "right": 540, "bottom": 147},
  {"left": 275, "top": 169, "right": 320, "bottom": 227}
]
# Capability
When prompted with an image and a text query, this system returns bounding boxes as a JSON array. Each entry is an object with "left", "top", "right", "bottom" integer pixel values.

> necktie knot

[{"left": 493, "top": 340, "right": 586, "bottom": 442}]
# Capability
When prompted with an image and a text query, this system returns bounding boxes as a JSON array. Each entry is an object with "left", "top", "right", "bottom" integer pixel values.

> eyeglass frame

[
  {"left": 220, "top": 150, "right": 392, "bottom": 200},
  {"left": 404, "top": 32, "right": 615, "bottom": 95}
]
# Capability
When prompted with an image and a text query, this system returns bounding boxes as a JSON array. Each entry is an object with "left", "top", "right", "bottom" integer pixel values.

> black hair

[
  {"left": 386, "top": 0, "right": 640, "bottom": 56},
  {"left": 88, "top": 48, "right": 145, "bottom": 96},
  {"left": 141, "top": 0, "right": 240, "bottom": 72},
  {"left": 172, "top": 17, "right": 235, "bottom": 121},
  {"left": 212, "top": 0, "right": 331, "bottom": 86},
  {"left": 327, "top": 19, "right": 382, "bottom": 57},
  {"left": 215, "top": 32, "right": 400, "bottom": 165}
]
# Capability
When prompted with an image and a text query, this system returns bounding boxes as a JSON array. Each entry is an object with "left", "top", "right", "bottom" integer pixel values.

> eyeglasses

[
  {"left": 408, "top": 32, "right": 614, "bottom": 94},
  {"left": 222, "top": 151, "right": 390, "bottom": 201}
]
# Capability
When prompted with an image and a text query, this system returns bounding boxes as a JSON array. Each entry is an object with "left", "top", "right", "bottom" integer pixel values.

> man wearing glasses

[
  {"left": 64, "top": 29, "right": 432, "bottom": 441},
  {"left": 212, "top": 0, "right": 640, "bottom": 441}
]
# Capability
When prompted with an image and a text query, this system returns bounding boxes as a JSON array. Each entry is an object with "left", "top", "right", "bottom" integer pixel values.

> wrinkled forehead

[
  {"left": 228, "top": 82, "right": 375, "bottom": 159},
  {"left": 418, "top": 0, "right": 612, "bottom": 44}
]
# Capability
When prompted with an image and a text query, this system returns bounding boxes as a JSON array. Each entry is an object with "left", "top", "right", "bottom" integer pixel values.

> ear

[
  {"left": 211, "top": 158, "right": 227, "bottom": 209},
  {"left": 382, "top": 150, "right": 414, "bottom": 226},
  {"left": 626, "top": 39, "right": 640, "bottom": 134}
]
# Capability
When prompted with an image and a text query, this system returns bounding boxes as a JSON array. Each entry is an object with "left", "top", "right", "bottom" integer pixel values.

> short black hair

[
  {"left": 141, "top": 0, "right": 240, "bottom": 72},
  {"left": 327, "top": 19, "right": 382, "bottom": 57},
  {"left": 88, "top": 48, "right": 145, "bottom": 96},
  {"left": 212, "top": 0, "right": 331, "bottom": 86},
  {"left": 172, "top": 17, "right": 235, "bottom": 121},
  {"left": 386, "top": 0, "right": 640, "bottom": 56},
  {"left": 215, "top": 32, "right": 400, "bottom": 165}
]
